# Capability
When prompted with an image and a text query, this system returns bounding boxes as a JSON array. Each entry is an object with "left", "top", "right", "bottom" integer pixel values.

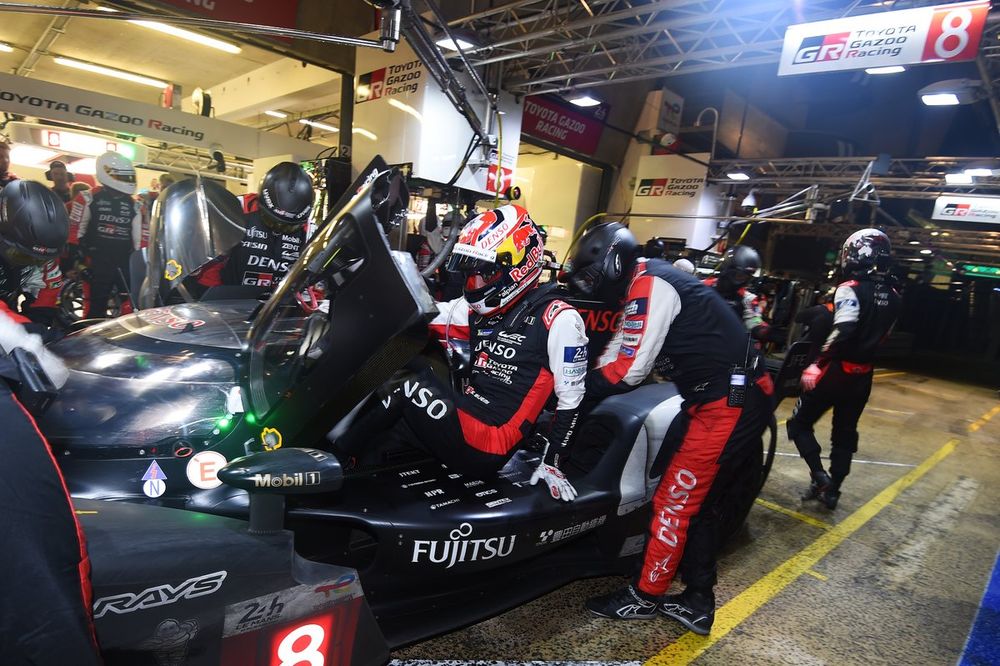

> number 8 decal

[
  {"left": 276, "top": 623, "right": 325, "bottom": 666},
  {"left": 934, "top": 8, "right": 972, "bottom": 60}
]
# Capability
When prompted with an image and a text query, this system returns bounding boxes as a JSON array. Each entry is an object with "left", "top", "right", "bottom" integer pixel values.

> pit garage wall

[{"left": 515, "top": 151, "right": 602, "bottom": 260}]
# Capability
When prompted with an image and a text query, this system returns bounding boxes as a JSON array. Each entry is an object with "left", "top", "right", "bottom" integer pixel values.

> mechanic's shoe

[
  {"left": 801, "top": 470, "right": 833, "bottom": 502},
  {"left": 819, "top": 487, "right": 841, "bottom": 510},
  {"left": 586, "top": 584, "right": 657, "bottom": 620},
  {"left": 659, "top": 590, "right": 715, "bottom": 635}
]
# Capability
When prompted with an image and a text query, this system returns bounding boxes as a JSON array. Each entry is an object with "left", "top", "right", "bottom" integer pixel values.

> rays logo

[
  {"left": 93, "top": 571, "right": 227, "bottom": 619},
  {"left": 792, "top": 32, "right": 850, "bottom": 64}
]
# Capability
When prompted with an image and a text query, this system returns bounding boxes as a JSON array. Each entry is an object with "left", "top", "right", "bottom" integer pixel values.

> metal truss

[
  {"left": 448, "top": 0, "right": 885, "bottom": 95},
  {"left": 708, "top": 157, "right": 1000, "bottom": 200}
]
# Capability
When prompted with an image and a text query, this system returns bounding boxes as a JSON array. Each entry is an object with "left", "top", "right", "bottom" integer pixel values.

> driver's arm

[
  {"left": 428, "top": 296, "right": 470, "bottom": 342},
  {"left": 131, "top": 201, "right": 143, "bottom": 252},
  {"left": 543, "top": 306, "right": 589, "bottom": 467},
  {"left": 587, "top": 274, "right": 680, "bottom": 400},
  {"left": 0, "top": 303, "right": 69, "bottom": 388}
]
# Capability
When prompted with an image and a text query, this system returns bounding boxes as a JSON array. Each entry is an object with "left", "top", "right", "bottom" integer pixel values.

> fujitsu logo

[{"left": 411, "top": 522, "right": 516, "bottom": 569}]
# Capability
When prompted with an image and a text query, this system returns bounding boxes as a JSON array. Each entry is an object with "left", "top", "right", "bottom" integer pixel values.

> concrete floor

[{"left": 392, "top": 370, "right": 1000, "bottom": 665}]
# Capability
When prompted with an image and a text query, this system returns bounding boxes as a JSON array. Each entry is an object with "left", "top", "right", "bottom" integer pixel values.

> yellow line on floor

[
  {"left": 74, "top": 510, "right": 98, "bottom": 515},
  {"left": 645, "top": 437, "right": 959, "bottom": 666},
  {"left": 873, "top": 372, "right": 906, "bottom": 380},
  {"left": 805, "top": 570, "right": 828, "bottom": 581},
  {"left": 968, "top": 404, "right": 1000, "bottom": 432},
  {"left": 754, "top": 498, "right": 832, "bottom": 530}
]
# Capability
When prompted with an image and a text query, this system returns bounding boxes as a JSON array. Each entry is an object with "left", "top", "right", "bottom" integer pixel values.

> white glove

[
  {"left": 0, "top": 313, "right": 68, "bottom": 388},
  {"left": 530, "top": 462, "right": 578, "bottom": 502},
  {"left": 800, "top": 363, "right": 822, "bottom": 392}
]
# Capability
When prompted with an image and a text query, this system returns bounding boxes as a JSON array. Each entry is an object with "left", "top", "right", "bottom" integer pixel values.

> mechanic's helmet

[
  {"left": 840, "top": 228, "right": 891, "bottom": 277},
  {"left": 447, "top": 204, "right": 544, "bottom": 317},
  {"left": 0, "top": 180, "right": 69, "bottom": 266},
  {"left": 563, "top": 222, "right": 639, "bottom": 301},
  {"left": 258, "top": 162, "right": 314, "bottom": 233},
  {"left": 673, "top": 258, "right": 696, "bottom": 275},
  {"left": 95, "top": 151, "right": 136, "bottom": 195},
  {"left": 718, "top": 245, "right": 761, "bottom": 287}
]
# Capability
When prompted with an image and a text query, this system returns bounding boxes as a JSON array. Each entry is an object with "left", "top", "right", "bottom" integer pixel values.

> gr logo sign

[
  {"left": 356, "top": 68, "right": 386, "bottom": 103},
  {"left": 792, "top": 32, "right": 850, "bottom": 64},
  {"left": 636, "top": 178, "right": 668, "bottom": 196}
]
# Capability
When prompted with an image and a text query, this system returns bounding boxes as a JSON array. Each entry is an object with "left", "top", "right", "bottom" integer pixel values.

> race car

[{"left": 36, "top": 161, "right": 776, "bottom": 658}]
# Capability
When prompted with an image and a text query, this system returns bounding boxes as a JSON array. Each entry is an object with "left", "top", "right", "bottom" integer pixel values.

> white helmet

[
  {"left": 96, "top": 151, "right": 136, "bottom": 195},
  {"left": 673, "top": 258, "right": 696, "bottom": 275}
]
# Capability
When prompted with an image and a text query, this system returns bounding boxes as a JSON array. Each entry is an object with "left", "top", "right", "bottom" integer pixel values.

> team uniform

[
  {"left": 588, "top": 258, "right": 774, "bottom": 602},
  {"left": 787, "top": 277, "right": 900, "bottom": 488},
  {"left": 192, "top": 210, "right": 306, "bottom": 290},
  {"left": 69, "top": 187, "right": 141, "bottom": 318},
  {"left": 0, "top": 172, "right": 18, "bottom": 190}
]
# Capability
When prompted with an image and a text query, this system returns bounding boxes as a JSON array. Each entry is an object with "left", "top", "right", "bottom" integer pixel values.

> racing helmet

[
  {"left": 563, "top": 222, "right": 639, "bottom": 302},
  {"left": 840, "top": 228, "right": 891, "bottom": 276},
  {"left": 0, "top": 179, "right": 69, "bottom": 266},
  {"left": 673, "top": 257, "right": 696, "bottom": 275},
  {"left": 718, "top": 245, "right": 761, "bottom": 287},
  {"left": 96, "top": 151, "right": 136, "bottom": 195},
  {"left": 258, "top": 162, "right": 314, "bottom": 233},
  {"left": 447, "top": 204, "right": 545, "bottom": 317}
]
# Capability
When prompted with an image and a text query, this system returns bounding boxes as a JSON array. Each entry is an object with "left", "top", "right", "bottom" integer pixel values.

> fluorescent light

[
  {"left": 98, "top": 6, "right": 240, "bottom": 53},
  {"left": 964, "top": 168, "right": 994, "bottom": 177},
  {"left": 919, "top": 249, "right": 933, "bottom": 255},
  {"left": 352, "top": 127, "right": 378, "bottom": 140},
  {"left": 42, "top": 129, "right": 119, "bottom": 157},
  {"left": 908, "top": 240, "right": 920, "bottom": 245},
  {"left": 945, "top": 172, "right": 973, "bottom": 184},
  {"left": 727, "top": 172, "right": 751, "bottom": 181},
  {"left": 388, "top": 98, "right": 423, "bottom": 121},
  {"left": 71, "top": 157, "right": 96, "bottom": 175},
  {"left": 865, "top": 65, "right": 905, "bottom": 75},
  {"left": 922, "top": 92, "right": 960, "bottom": 106},
  {"left": 568, "top": 94, "right": 601, "bottom": 107},
  {"left": 54, "top": 57, "right": 168, "bottom": 88},
  {"left": 9, "top": 145, "right": 58, "bottom": 167},
  {"left": 435, "top": 37, "right": 476, "bottom": 51},
  {"left": 0, "top": 43, "right": 12, "bottom": 53},
  {"left": 299, "top": 119, "right": 339, "bottom": 133},
  {"left": 264, "top": 110, "right": 288, "bottom": 119}
]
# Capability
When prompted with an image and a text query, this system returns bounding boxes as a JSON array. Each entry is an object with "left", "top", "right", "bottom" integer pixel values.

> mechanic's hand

[
  {"left": 801, "top": 363, "right": 822, "bottom": 391},
  {"left": 530, "top": 462, "right": 578, "bottom": 502}
]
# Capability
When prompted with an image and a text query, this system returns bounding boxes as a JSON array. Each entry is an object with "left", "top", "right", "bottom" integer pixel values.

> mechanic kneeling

[
  {"left": 336, "top": 205, "right": 588, "bottom": 501},
  {"left": 565, "top": 222, "right": 774, "bottom": 635},
  {"left": 188, "top": 162, "right": 312, "bottom": 293},
  {"left": 0, "top": 181, "right": 101, "bottom": 664}
]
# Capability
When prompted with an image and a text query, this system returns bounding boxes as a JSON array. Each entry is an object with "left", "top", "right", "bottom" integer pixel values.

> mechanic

[
  {"left": 795, "top": 289, "right": 835, "bottom": 365},
  {"left": 566, "top": 222, "right": 773, "bottom": 634},
  {"left": 46, "top": 160, "right": 74, "bottom": 204},
  {"left": 787, "top": 229, "right": 900, "bottom": 510},
  {"left": 69, "top": 151, "right": 142, "bottom": 318},
  {"left": 704, "top": 245, "right": 782, "bottom": 344},
  {"left": 0, "top": 138, "right": 18, "bottom": 190},
  {"left": 0, "top": 180, "right": 68, "bottom": 333},
  {"left": 337, "top": 204, "right": 588, "bottom": 500},
  {"left": 0, "top": 180, "right": 101, "bottom": 664},
  {"left": 189, "top": 162, "right": 312, "bottom": 292}
]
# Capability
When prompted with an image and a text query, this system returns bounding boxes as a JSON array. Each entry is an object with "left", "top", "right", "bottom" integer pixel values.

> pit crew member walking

[
  {"left": 787, "top": 229, "right": 900, "bottom": 510},
  {"left": 566, "top": 222, "right": 774, "bottom": 635}
]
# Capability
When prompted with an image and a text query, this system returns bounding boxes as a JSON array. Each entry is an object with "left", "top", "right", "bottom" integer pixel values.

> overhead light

[
  {"left": 435, "top": 36, "right": 476, "bottom": 51},
  {"left": 352, "top": 127, "right": 378, "bottom": 140},
  {"left": 264, "top": 110, "right": 288, "bottom": 119},
  {"left": 727, "top": 172, "right": 751, "bottom": 181},
  {"left": 908, "top": 240, "right": 920, "bottom": 245},
  {"left": 865, "top": 65, "right": 905, "bottom": 75},
  {"left": 922, "top": 93, "right": 960, "bottom": 106},
  {"left": 98, "top": 6, "right": 240, "bottom": 53},
  {"left": 741, "top": 190, "right": 757, "bottom": 208},
  {"left": 919, "top": 78, "right": 983, "bottom": 106},
  {"left": 71, "top": 157, "right": 97, "bottom": 175},
  {"left": 920, "top": 249, "right": 933, "bottom": 255},
  {"left": 567, "top": 93, "right": 602, "bottom": 107},
  {"left": 9, "top": 145, "right": 58, "bottom": 167},
  {"left": 0, "top": 43, "right": 12, "bottom": 53},
  {"left": 41, "top": 128, "right": 120, "bottom": 157},
  {"left": 54, "top": 57, "right": 168, "bottom": 88},
  {"left": 964, "top": 167, "right": 994, "bottom": 177},
  {"left": 299, "top": 119, "right": 339, "bottom": 133},
  {"left": 945, "top": 172, "right": 973, "bottom": 184}
]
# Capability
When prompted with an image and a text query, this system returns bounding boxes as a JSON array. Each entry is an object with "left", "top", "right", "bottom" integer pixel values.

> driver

[
  {"left": 190, "top": 161, "right": 313, "bottom": 291},
  {"left": 0, "top": 181, "right": 101, "bottom": 664},
  {"left": 565, "top": 222, "right": 774, "bottom": 634},
  {"left": 337, "top": 205, "right": 588, "bottom": 500},
  {"left": 704, "top": 245, "right": 781, "bottom": 343}
]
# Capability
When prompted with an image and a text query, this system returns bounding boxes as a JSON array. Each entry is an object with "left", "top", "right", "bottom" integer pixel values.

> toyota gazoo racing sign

[
  {"left": 778, "top": 1, "right": 989, "bottom": 76},
  {"left": 932, "top": 195, "right": 1000, "bottom": 224}
]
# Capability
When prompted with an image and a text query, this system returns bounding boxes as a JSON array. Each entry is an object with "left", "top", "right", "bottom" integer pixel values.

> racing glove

[
  {"left": 800, "top": 363, "right": 823, "bottom": 392},
  {"left": 531, "top": 457, "right": 577, "bottom": 502}
]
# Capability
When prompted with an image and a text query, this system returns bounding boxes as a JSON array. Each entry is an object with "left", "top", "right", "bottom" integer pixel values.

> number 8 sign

[{"left": 923, "top": 2, "right": 989, "bottom": 62}]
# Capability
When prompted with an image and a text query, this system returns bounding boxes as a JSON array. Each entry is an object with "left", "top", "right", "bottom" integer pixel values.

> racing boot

[
  {"left": 801, "top": 469, "right": 833, "bottom": 502},
  {"left": 819, "top": 478, "right": 842, "bottom": 510},
  {"left": 586, "top": 584, "right": 657, "bottom": 620},
  {"left": 659, "top": 587, "right": 715, "bottom": 635}
]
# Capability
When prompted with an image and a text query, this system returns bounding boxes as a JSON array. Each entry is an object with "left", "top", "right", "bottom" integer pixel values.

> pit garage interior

[{"left": 0, "top": 1, "right": 999, "bottom": 665}]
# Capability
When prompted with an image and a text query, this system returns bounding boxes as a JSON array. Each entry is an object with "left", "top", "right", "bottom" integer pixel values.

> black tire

[
  {"left": 760, "top": 414, "right": 778, "bottom": 493},
  {"left": 57, "top": 278, "right": 122, "bottom": 327},
  {"left": 718, "top": 414, "right": 777, "bottom": 546}
]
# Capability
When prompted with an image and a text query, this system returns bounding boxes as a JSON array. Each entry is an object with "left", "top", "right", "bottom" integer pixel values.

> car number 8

[
  {"left": 934, "top": 8, "right": 972, "bottom": 60},
  {"left": 276, "top": 623, "right": 325, "bottom": 666}
]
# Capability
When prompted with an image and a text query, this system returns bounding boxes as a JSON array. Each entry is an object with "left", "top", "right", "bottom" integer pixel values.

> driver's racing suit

[
  {"left": 354, "top": 290, "right": 588, "bottom": 480},
  {"left": 587, "top": 259, "right": 774, "bottom": 600},
  {"left": 0, "top": 303, "right": 101, "bottom": 664},
  {"left": 0, "top": 256, "right": 63, "bottom": 331}
]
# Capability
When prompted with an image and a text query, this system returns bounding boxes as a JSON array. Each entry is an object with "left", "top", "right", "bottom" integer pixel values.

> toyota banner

[{"left": 778, "top": 0, "right": 989, "bottom": 76}]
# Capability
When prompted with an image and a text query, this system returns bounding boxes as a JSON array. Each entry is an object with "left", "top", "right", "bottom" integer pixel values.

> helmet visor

[
  {"left": 447, "top": 242, "right": 499, "bottom": 275},
  {"left": 0, "top": 237, "right": 53, "bottom": 266}
]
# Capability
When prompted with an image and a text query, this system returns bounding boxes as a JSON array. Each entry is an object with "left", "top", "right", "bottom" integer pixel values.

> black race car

[{"left": 35, "top": 161, "right": 778, "bottom": 662}]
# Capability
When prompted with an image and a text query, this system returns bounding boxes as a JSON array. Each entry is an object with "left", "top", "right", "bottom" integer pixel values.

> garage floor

[{"left": 392, "top": 370, "right": 1000, "bottom": 665}]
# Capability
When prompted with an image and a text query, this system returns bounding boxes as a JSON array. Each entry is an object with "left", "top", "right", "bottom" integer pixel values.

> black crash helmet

[
  {"left": 840, "top": 228, "right": 892, "bottom": 276},
  {"left": 0, "top": 179, "right": 69, "bottom": 266},
  {"left": 718, "top": 245, "right": 761, "bottom": 286},
  {"left": 563, "top": 221, "right": 639, "bottom": 301},
  {"left": 258, "top": 162, "right": 315, "bottom": 233}
]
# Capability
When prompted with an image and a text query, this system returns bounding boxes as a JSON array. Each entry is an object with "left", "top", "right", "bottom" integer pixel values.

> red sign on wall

[
  {"left": 521, "top": 95, "right": 605, "bottom": 155},
  {"left": 152, "top": 0, "right": 299, "bottom": 31}
]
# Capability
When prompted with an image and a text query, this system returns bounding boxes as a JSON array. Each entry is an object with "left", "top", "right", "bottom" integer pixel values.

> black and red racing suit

[
  {"left": 0, "top": 303, "right": 101, "bottom": 664},
  {"left": 786, "top": 276, "right": 900, "bottom": 487},
  {"left": 588, "top": 258, "right": 774, "bottom": 598},
  {"left": 704, "top": 276, "right": 773, "bottom": 342},
  {"left": 364, "top": 291, "right": 589, "bottom": 478}
]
